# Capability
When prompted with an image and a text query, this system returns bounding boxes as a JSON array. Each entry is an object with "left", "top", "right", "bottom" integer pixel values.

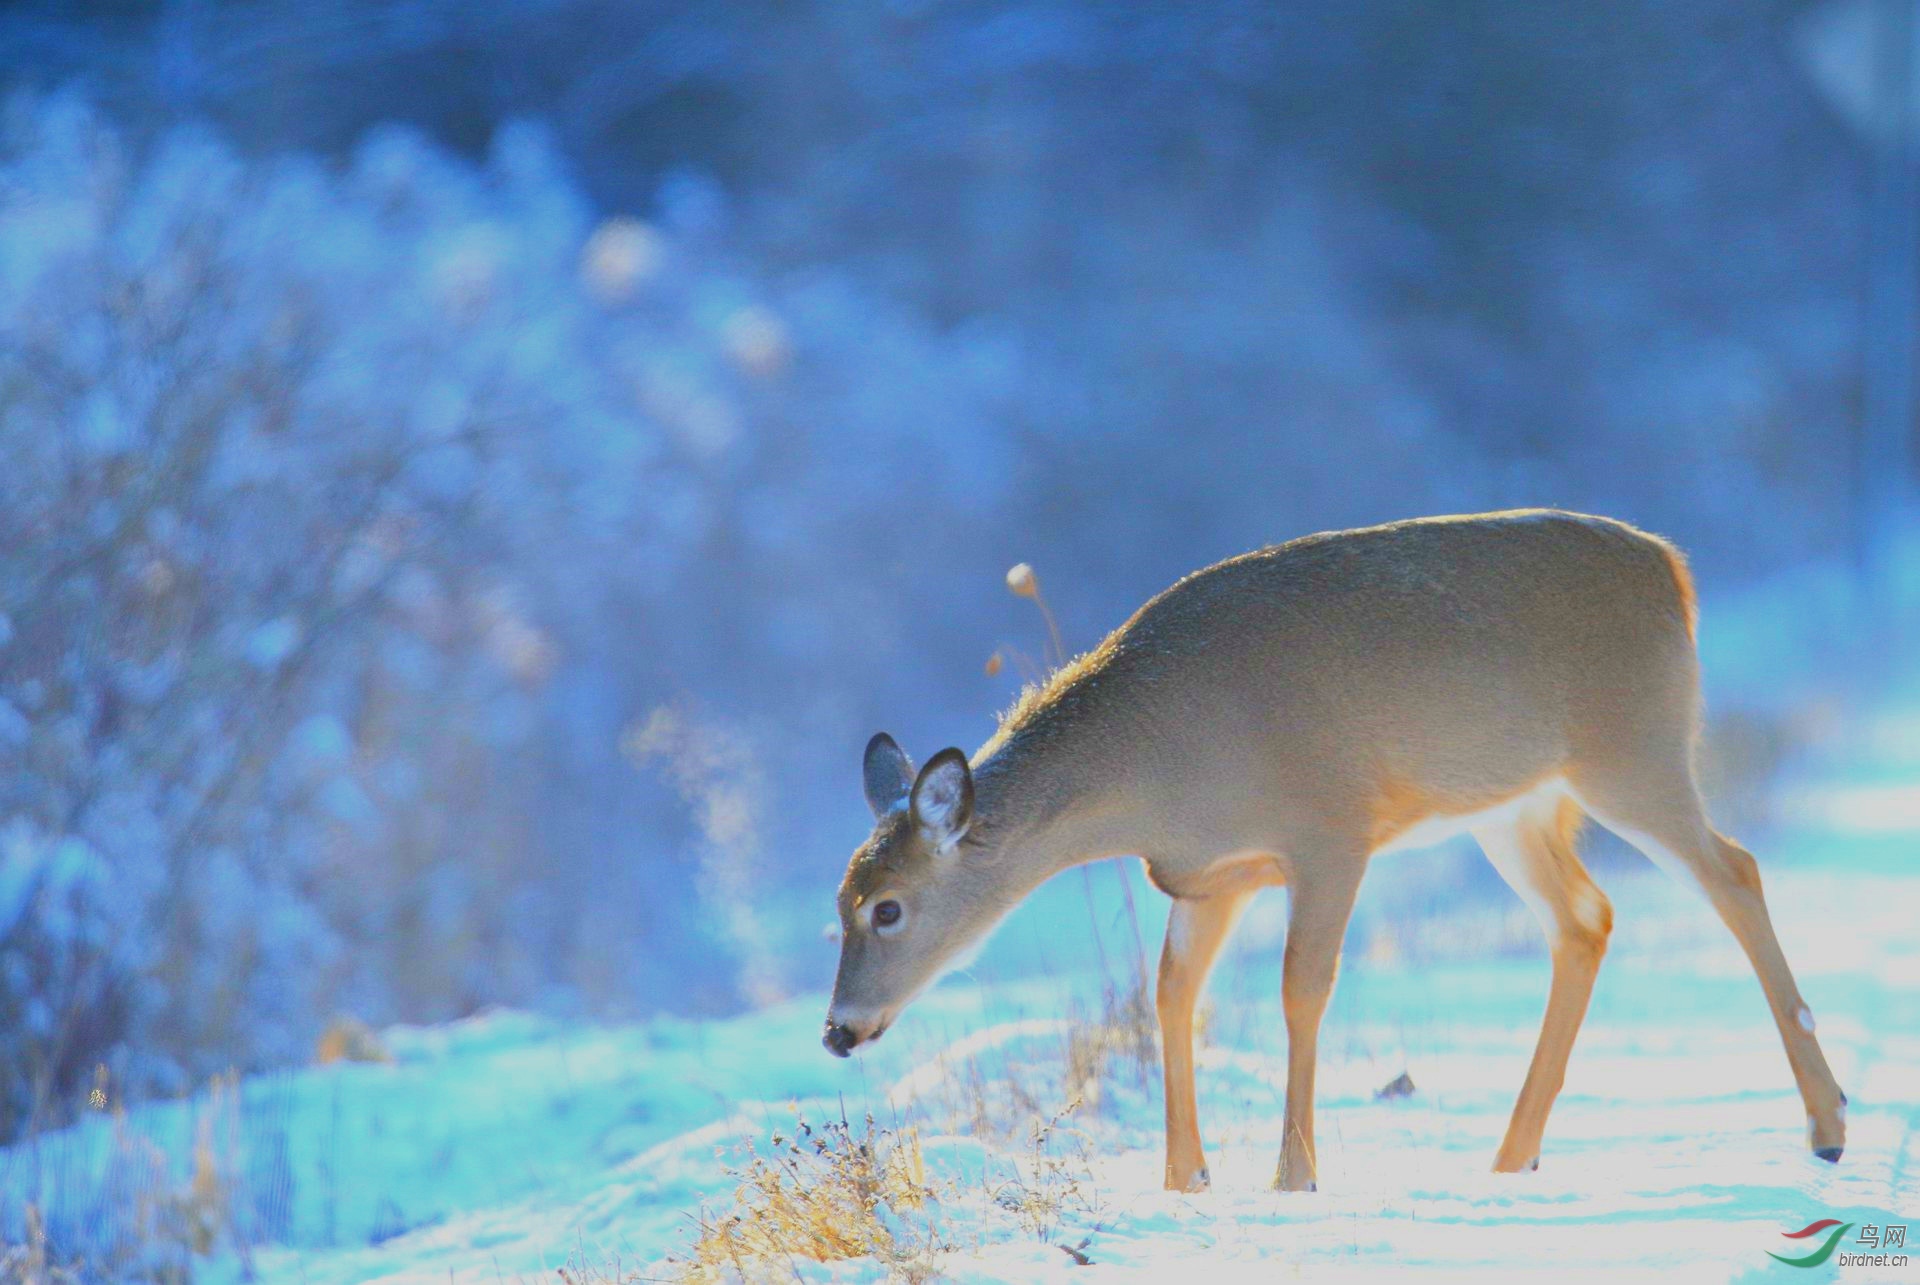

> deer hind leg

[
  {"left": 1571, "top": 757, "right": 1847, "bottom": 1161},
  {"left": 1158, "top": 888, "right": 1254, "bottom": 1192},
  {"left": 1473, "top": 795, "right": 1612, "bottom": 1173},
  {"left": 1275, "top": 858, "right": 1367, "bottom": 1193}
]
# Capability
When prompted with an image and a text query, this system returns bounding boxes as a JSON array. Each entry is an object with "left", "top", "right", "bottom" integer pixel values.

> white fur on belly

[{"left": 1372, "top": 777, "right": 1570, "bottom": 857}]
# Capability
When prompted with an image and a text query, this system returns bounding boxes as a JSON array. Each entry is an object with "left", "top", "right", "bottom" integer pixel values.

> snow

[{"left": 6, "top": 758, "right": 1915, "bottom": 1282}]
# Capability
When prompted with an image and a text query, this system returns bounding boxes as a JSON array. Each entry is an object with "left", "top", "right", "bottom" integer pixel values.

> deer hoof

[
  {"left": 1814, "top": 1146, "right": 1843, "bottom": 1164},
  {"left": 1166, "top": 1164, "right": 1210, "bottom": 1193}
]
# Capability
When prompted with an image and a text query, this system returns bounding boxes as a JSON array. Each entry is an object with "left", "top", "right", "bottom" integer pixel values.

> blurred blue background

[{"left": 0, "top": 0, "right": 1915, "bottom": 1143}]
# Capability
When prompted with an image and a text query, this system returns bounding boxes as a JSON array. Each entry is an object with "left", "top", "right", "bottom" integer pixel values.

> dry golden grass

[
  {"left": 5, "top": 1071, "right": 252, "bottom": 1285},
  {"left": 666, "top": 1105, "right": 948, "bottom": 1283},
  {"left": 1063, "top": 978, "right": 1158, "bottom": 1112},
  {"left": 980, "top": 1098, "right": 1103, "bottom": 1260},
  {"left": 553, "top": 1250, "right": 656, "bottom": 1285},
  {"left": 562, "top": 1015, "right": 1140, "bottom": 1282},
  {"left": 0, "top": 1206, "right": 81, "bottom": 1285},
  {"left": 95, "top": 1078, "right": 243, "bottom": 1282}
]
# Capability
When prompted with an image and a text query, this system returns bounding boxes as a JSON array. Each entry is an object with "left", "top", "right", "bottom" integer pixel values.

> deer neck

[{"left": 966, "top": 707, "right": 1143, "bottom": 904}]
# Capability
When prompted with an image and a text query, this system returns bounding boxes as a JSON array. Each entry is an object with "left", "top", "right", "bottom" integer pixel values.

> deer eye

[{"left": 871, "top": 899, "right": 905, "bottom": 933}]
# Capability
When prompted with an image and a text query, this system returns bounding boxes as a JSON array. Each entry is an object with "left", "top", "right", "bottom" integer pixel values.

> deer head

[{"left": 822, "top": 732, "right": 1005, "bottom": 1056}]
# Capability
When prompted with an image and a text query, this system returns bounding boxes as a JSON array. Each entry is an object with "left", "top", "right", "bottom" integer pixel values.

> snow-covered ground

[{"left": 8, "top": 756, "right": 1917, "bottom": 1282}]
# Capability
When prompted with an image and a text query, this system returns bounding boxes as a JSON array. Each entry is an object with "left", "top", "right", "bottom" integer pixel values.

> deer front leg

[
  {"left": 1158, "top": 889, "right": 1253, "bottom": 1192},
  {"left": 1276, "top": 859, "right": 1366, "bottom": 1193}
]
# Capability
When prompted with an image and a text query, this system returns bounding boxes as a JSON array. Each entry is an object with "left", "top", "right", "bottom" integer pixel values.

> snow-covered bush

[
  {"left": 0, "top": 823, "right": 126, "bottom": 1140},
  {"left": 0, "top": 91, "right": 1028, "bottom": 1133}
]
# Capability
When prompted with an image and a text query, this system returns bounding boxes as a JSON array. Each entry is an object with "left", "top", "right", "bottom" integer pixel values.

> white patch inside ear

[
  {"left": 923, "top": 822, "right": 966, "bottom": 855},
  {"left": 914, "top": 761, "right": 971, "bottom": 852}
]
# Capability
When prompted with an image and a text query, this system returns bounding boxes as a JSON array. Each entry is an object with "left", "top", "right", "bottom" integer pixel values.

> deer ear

[
  {"left": 910, "top": 748, "right": 974, "bottom": 852},
  {"left": 863, "top": 733, "right": 915, "bottom": 818}
]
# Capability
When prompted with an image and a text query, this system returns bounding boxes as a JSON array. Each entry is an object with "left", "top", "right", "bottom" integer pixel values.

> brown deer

[{"left": 824, "top": 510, "right": 1846, "bottom": 1193}]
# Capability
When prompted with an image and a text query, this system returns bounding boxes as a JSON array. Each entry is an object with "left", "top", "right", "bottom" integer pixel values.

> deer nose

[{"left": 822, "top": 1021, "right": 860, "bottom": 1057}]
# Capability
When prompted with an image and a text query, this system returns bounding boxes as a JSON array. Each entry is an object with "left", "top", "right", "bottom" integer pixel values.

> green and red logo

[{"left": 1769, "top": 1218, "right": 1854, "bottom": 1268}]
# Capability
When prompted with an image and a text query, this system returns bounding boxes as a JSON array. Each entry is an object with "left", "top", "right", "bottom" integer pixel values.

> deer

[{"left": 823, "top": 509, "right": 1847, "bottom": 1194}]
